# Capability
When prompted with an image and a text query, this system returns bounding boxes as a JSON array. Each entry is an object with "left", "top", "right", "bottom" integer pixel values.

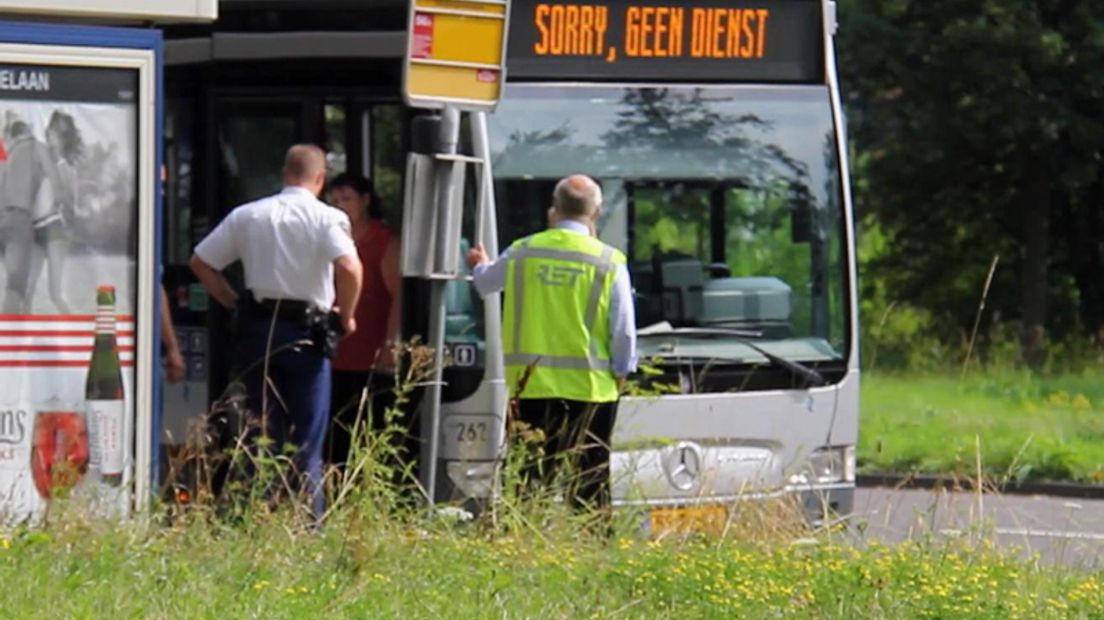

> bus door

[{"left": 160, "top": 93, "right": 409, "bottom": 481}]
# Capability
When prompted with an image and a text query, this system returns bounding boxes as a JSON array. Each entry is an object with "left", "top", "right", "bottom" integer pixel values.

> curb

[{"left": 857, "top": 473, "right": 1104, "bottom": 500}]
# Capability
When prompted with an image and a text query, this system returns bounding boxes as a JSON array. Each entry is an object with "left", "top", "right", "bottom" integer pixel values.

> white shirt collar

[
  {"left": 281, "top": 186, "right": 317, "bottom": 199},
  {"left": 555, "top": 220, "right": 590, "bottom": 235}
]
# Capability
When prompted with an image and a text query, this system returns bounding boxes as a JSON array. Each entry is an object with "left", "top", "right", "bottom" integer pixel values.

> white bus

[{"left": 434, "top": 0, "right": 859, "bottom": 527}]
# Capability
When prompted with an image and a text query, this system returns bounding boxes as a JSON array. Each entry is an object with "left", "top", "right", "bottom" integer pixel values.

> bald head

[
  {"left": 552, "top": 174, "right": 602, "bottom": 221},
  {"left": 282, "top": 144, "right": 327, "bottom": 195}
]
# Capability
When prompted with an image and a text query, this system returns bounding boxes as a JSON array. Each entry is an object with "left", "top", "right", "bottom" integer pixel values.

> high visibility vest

[{"left": 503, "top": 227, "right": 626, "bottom": 403}]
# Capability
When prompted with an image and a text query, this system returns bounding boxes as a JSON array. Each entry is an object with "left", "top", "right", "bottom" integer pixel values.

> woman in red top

[{"left": 326, "top": 174, "right": 406, "bottom": 472}]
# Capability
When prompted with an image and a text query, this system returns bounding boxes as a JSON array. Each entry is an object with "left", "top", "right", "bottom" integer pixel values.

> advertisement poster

[{"left": 0, "top": 62, "right": 139, "bottom": 523}]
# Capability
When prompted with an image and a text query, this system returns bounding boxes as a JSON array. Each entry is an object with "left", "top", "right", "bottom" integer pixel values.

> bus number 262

[{"left": 455, "top": 422, "right": 489, "bottom": 443}]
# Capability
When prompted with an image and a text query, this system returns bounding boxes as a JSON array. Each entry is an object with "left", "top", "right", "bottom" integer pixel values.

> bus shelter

[{"left": 0, "top": 2, "right": 213, "bottom": 522}]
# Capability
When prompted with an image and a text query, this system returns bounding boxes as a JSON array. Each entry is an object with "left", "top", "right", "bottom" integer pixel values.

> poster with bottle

[{"left": 0, "top": 30, "right": 159, "bottom": 524}]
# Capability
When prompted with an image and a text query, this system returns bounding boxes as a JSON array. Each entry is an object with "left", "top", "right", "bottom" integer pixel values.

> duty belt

[{"left": 244, "top": 293, "right": 315, "bottom": 322}]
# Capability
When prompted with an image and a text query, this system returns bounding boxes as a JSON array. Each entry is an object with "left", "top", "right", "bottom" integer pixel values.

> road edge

[{"left": 857, "top": 473, "right": 1104, "bottom": 499}]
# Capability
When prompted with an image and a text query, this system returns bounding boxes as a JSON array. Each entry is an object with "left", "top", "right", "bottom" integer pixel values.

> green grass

[
  {"left": 4, "top": 360, "right": 1104, "bottom": 619},
  {"left": 0, "top": 509, "right": 1101, "bottom": 619},
  {"left": 860, "top": 370, "right": 1104, "bottom": 483}
]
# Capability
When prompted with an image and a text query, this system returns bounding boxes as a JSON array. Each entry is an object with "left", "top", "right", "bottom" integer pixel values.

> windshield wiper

[{"left": 638, "top": 326, "right": 827, "bottom": 387}]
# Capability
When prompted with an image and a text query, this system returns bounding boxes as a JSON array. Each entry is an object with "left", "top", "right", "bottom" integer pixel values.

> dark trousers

[
  {"left": 327, "top": 370, "right": 419, "bottom": 485},
  {"left": 240, "top": 316, "right": 330, "bottom": 518},
  {"left": 514, "top": 398, "right": 617, "bottom": 510}
]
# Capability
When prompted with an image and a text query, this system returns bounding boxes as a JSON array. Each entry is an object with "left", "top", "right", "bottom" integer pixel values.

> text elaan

[
  {"left": 534, "top": 3, "right": 609, "bottom": 56},
  {"left": 690, "top": 8, "right": 769, "bottom": 58},
  {"left": 0, "top": 70, "right": 49, "bottom": 92},
  {"left": 625, "top": 6, "right": 684, "bottom": 57}
]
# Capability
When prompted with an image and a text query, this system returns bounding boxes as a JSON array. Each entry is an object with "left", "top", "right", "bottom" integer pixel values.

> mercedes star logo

[{"left": 665, "top": 441, "right": 703, "bottom": 491}]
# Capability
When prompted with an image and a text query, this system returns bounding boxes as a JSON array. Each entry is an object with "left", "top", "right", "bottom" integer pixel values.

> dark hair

[
  {"left": 329, "top": 172, "right": 382, "bottom": 219},
  {"left": 6, "top": 120, "right": 30, "bottom": 140},
  {"left": 46, "top": 110, "right": 84, "bottom": 163}
]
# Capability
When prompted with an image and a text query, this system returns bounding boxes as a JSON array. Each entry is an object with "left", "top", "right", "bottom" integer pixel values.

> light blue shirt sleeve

[
  {"left": 471, "top": 247, "right": 511, "bottom": 297},
  {"left": 609, "top": 263, "right": 638, "bottom": 377}
]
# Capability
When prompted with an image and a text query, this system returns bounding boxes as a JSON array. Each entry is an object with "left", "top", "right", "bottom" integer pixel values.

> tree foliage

[{"left": 838, "top": 0, "right": 1104, "bottom": 364}]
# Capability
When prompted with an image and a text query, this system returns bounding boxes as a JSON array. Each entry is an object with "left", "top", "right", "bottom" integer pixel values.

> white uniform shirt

[{"left": 194, "top": 186, "right": 356, "bottom": 309}]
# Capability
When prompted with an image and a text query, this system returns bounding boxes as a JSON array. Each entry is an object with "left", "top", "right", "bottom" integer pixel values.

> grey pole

[
  {"left": 471, "top": 112, "right": 504, "bottom": 380},
  {"left": 422, "top": 105, "right": 461, "bottom": 505},
  {"left": 470, "top": 111, "right": 508, "bottom": 494}
]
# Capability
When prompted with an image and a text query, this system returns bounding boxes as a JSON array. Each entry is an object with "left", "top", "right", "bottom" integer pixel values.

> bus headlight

[
  {"left": 446, "top": 461, "right": 499, "bottom": 499},
  {"left": 790, "top": 446, "right": 855, "bottom": 486}
]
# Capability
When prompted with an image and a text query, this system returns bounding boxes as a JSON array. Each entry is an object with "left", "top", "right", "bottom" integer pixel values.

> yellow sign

[
  {"left": 650, "top": 504, "right": 728, "bottom": 536},
  {"left": 404, "top": 0, "right": 512, "bottom": 111}
]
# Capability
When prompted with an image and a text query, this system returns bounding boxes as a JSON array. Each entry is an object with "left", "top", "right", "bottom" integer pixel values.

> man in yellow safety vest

[{"left": 467, "top": 174, "right": 637, "bottom": 510}]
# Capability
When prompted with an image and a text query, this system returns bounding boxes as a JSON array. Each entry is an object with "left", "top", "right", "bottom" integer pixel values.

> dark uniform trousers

[
  {"left": 240, "top": 312, "right": 330, "bottom": 518},
  {"left": 514, "top": 398, "right": 617, "bottom": 510}
]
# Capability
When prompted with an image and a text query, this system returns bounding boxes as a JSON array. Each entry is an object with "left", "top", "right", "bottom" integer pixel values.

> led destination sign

[{"left": 507, "top": 0, "right": 823, "bottom": 83}]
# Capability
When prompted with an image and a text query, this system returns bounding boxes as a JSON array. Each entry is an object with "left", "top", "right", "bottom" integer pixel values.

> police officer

[
  {"left": 190, "top": 144, "right": 363, "bottom": 518},
  {"left": 467, "top": 174, "right": 637, "bottom": 510}
]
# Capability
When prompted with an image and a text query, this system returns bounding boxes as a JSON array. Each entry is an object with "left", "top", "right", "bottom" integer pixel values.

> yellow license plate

[{"left": 650, "top": 505, "right": 727, "bottom": 535}]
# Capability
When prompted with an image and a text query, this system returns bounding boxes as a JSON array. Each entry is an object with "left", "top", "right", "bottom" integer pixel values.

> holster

[
  {"left": 241, "top": 294, "right": 344, "bottom": 358},
  {"left": 306, "top": 308, "right": 345, "bottom": 359}
]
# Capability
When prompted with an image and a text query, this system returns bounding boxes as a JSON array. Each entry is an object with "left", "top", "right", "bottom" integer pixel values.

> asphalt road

[{"left": 854, "top": 487, "right": 1104, "bottom": 567}]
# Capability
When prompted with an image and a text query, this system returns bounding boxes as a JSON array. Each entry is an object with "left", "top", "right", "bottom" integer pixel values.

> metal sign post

[
  {"left": 403, "top": 118, "right": 492, "bottom": 507},
  {"left": 469, "top": 110, "right": 506, "bottom": 422},
  {"left": 421, "top": 105, "right": 460, "bottom": 505},
  {"left": 402, "top": 0, "right": 510, "bottom": 507}
]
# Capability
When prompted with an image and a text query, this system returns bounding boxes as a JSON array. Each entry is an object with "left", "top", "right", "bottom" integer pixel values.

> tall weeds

[{"left": 140, "top": 337, "right": 828, "bottom": 553}]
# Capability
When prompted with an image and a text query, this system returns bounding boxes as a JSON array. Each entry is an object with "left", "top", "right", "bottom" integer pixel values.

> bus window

[
  {"left": 164, "top": 98, "right": 195, "bottom": 266},
  {"left": 218, "top": 104, "right": 300, "bottom": 211},
  {"left": 488, "top": 84, "right": 848, "bottom": 367},
  {"left": 629, "top": 182, "right": 712, "bottom": 263},
  {"left": 324, "top": 103, "right": 347, "bottom": 179},
  {"left": 494, "top": 178, "right": 555, "bottom": 246},
  {"left": 439, "top": 167, "right": 488, "bottom": 402},
  {"left": 371, "top": 105, "right": 407, "bottom": 227}
]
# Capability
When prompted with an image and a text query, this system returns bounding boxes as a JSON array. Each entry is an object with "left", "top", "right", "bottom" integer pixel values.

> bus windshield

[{"left": 487, "top": 84, "right": 848, "bottom": 366}]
